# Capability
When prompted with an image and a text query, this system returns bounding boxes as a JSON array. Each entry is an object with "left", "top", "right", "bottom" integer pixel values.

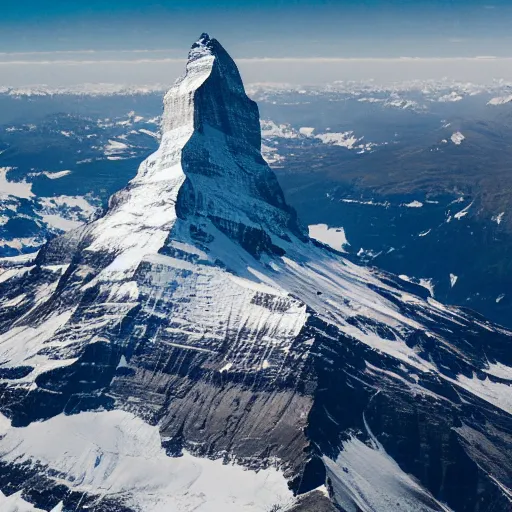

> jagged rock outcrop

[{"left": 0, "top": 34, "right": 511, "bottom": 512}]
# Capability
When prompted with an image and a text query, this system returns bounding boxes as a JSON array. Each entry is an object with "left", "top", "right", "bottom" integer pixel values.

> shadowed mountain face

[{"left": 0, "top": 35, "right": 511, "bottom": 512}]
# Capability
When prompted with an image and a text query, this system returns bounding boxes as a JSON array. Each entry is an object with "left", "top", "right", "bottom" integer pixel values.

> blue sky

[{"left": 1, "top": 1, "right": 512, "bottom": 85}]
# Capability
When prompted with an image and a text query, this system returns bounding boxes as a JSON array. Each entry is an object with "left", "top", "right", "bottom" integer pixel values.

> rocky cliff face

[{"left": 0, "top": 34, "right": 511, "bottom": 512}]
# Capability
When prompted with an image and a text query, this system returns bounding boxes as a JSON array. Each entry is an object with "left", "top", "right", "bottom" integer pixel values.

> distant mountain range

[{"left": 2, "top": 73, "right": 512, "bottom": 329}]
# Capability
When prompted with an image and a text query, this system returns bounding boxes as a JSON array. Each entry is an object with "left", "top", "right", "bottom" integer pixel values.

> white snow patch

[
  {"left": 0, "top": 251, "right": 38, "bottom": 266},
  {"left": 1, "top": 294, "right": 27, "bottom": 308},
  {"left": 0, "top": 168, "right": 34, "bottom": 199},
  {"left": 299, "top": 127, "right": 315, "bottom": 136},
  {"left": 438, "top": 92, "right": 463, "bottom": 102},
  {"left": 316, "top": 131, "right": 360, "bottom": 149},
  {"left": 356, "top": 248, "right": 381, "bottom": 260},
  {"left": 308, "top": 224, "right": 350, "bottom": 252},
  {"left": 454, "top": 373, "right": 512, "bottom": 415},
  {"left": 116, "top": 355, "right": 129, "bottom": 369},
  {"left": 488, "top": 94, "right": 512, "bottom": 106},
  {"left": 139, "top": 128, "right": 160, "bottom": 139},
  {"left": 260, "top": 120, "right": 298, "bottom": 139},
  {"left": 357, "top": 97, "right": 384, "bottom": 103},
  {"left": 37, "top": 195, "right": 98, "bottom": 232},
  {"left": 261, "top": 144, "right": 285, "bottom": 165},
  {"left": 38, "top": 195, "right": 97, "bottom": 220},
  {"left": 0, "top": 410, "right": 293, "bottom": 512},
  {"left": 104, "top": 139, "right": 130, "bottom": 156},
  {"left": 229, "top": 272, "right": 287, "bottom": 296},
  {"left": 0, "top": 309, "right": 77, "bottom": 382},
  {"left": 419, "top": 277, "right": 434, "bottom": 297},
  {"left": 0, "top": 266, "right": 35, "bottom": 284},
  {"left": 385, "top": 98, "right": 421, "bottom": 110},
  {"left": 496, "top": 294, "right": 505, "bottom": 303},
  {"left": 485, "top": 362, "right": 512, "bottom": 380},
  {"left": 220, "top": 362, "right": 233, "bottom": 372},
  {"left": 40, "top": 214, "right": 82, "bottom": 231},
  {"left": 403, "top": 200, "right": 423, "bottom": 208},
  {"left": 492, "top": 212, "right": 505, "bottom": 225},
  {"left": 0, "top": 237, "right": 40, "bottom": 251},
  {"left": 42, "top": 170, "right": 71, "bottom": 180},
  {"left": 449, "top": 274, "right": 458, "bottom": 288},
  {"left": 325, "top": 436, "right": 452, "bottom": 512},
  {"left": 341, "top": 198, "right": 388, "bottom": 207},
  {"left": 419, "top": 279, "right": 435, "bottom": 298},
  {"left": 451, "top": 132, "right": 465, "bottom": 145},
  {"left": 454, "top": 201, "right": 473, "bottom": 220}
]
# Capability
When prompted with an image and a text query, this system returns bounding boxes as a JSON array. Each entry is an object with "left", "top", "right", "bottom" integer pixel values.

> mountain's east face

[{"left": 0, "top": 34, "right": 511, "bottom": 512}]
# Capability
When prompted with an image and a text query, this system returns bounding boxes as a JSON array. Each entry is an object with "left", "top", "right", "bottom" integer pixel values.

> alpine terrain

[{"left": 0, "top": 34, "right": 511, "bottom": 512}]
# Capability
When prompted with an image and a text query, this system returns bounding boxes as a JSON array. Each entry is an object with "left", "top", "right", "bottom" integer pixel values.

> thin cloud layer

[{"left": 1, "top": 52, "right": 512, "bottom": 85}]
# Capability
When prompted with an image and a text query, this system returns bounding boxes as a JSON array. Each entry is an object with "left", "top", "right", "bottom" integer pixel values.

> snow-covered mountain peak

[
  {"left": 158, "top": 34, "right": 304, "bottom": 262},
  {"left": 192, "top": 32, "right": 212, "bottom": 50},
  {"left": 77, "top": 34, "right": 303, "bottom": 284},
  {"left": 187, "top": 33, "right": 227, "bottom": 63},
  {"left": 162, "top": 33, "right": 252, "bottom": 135}
]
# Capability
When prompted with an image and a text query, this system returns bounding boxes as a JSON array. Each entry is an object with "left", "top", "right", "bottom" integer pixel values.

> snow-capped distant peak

[
  {"left": 315, "top": 131, "right": 360, "bottom": 149},
  {"left": 488, "top": 94, "right": 512, "bottom": 106},
  {"left": 438, "top": 91, "right": 463, "bottom": 102},
  {"left": 299, "top": 127, "right": 315, "bottom": 136}
]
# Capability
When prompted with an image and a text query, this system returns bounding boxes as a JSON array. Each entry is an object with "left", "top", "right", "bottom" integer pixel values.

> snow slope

[{"left": 0, "top": 410, "right": 292, "bottom": 512}]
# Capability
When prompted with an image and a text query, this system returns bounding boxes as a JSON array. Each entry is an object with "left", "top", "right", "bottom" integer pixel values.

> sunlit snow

[
  {"left": 450, "top": 132, "right": 465, "bottom": 145},
  {"left": 0, "top": 410, "right": 293, "bottom": 512},
  {"left": 308, "top": 224, "right": 350, "bottom": 252}
]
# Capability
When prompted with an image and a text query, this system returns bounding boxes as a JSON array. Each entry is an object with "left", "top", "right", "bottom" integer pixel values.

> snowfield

[{"left": 0, "top": 410, "right": 293, "bottom": 512}]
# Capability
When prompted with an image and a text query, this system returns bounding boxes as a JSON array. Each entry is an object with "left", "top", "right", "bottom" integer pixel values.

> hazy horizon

[{"left": 2, "top": 1, "right": 512, "bottom": 85}]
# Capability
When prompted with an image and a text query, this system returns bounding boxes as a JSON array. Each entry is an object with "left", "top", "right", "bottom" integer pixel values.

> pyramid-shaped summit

[
  {"left": 159, "top": 32, "right": 305, "bottom": 258},
  {"left": 79, "top": 32, "right": 304, "bottom": 284},
  {"left": 0, "top": 35, "right": 511, "bottom": 512}
]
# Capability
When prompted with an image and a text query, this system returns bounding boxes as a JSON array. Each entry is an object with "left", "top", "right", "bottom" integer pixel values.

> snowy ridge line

[
  {"left": 2, "top": 78, "right": 512, "bottom": 98},
  {"left": 0, "top": 83, "right": 170, "bottom": 97},
  {"left": 247, "top": 78, "right": 512, "bottom": 96}
]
